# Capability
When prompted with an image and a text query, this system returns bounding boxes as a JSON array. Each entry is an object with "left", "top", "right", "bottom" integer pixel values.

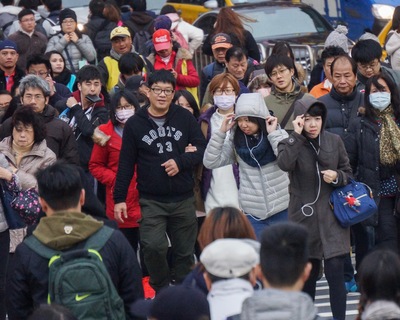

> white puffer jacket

[
  {"left": 203, "top": 128, "right": 290, "bottom": 220},
  {"left": 46, "top": 33, "right": 97, "bottom": 73}
]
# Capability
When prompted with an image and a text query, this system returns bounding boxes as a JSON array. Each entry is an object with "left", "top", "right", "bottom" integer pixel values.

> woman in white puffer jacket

[{"left": 203, "top": 92, "right": 290, "bottom": 239}]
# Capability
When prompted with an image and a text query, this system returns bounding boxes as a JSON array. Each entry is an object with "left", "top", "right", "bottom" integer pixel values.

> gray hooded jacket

[{"left": 240, "top": 288, "right": 320, "bottom": 320}]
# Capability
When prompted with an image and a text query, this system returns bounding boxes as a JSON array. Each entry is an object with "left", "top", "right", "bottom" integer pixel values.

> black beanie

[{"left": 59, "top": 8, "right": 77, "bottom": 23}]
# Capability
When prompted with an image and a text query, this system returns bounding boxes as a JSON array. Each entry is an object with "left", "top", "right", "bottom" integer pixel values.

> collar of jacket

[{"left": 329, "top": 86, "right": 358, "bottom": 102}]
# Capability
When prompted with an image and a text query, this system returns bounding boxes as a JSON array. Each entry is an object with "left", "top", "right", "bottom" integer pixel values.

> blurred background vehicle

[{"left": 192, "top": 1, "right": 334, "bottom": 82}]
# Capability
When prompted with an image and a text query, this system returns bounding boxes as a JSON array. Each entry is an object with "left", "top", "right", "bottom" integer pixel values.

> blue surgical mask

[{"left": 369, "top": 92, "right": 391, "bottom": 111}]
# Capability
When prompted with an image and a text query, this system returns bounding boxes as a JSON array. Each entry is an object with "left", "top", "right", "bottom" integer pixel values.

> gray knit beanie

[{"left": 324, "top": 25, "right": 349, "bottom": 53}]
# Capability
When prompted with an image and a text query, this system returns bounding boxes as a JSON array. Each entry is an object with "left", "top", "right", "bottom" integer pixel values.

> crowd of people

[{"left": 0, "top": 0, "right": 398, "bottom": 319}]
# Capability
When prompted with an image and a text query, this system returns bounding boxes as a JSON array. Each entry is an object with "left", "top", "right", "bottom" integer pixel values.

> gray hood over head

[{"left": 235, "top": 92, "right": 269, "bottom": 120}]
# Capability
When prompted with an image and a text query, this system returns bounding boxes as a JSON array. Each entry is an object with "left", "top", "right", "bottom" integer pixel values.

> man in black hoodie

[{"left": 114, "top": 69, "right": 206, "bottom": 293}]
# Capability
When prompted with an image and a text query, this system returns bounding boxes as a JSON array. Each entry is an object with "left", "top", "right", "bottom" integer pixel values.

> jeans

[
  {"left": 246, "top": 209, "right": 288, "bottom": 240},
  {"left": 139, "top": 197, "right": 197, "bottom": 292}
]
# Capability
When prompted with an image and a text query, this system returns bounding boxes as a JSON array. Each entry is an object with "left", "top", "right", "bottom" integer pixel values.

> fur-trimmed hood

[{"left": 147, "top": 47, "right": 192, "bottom": 66}]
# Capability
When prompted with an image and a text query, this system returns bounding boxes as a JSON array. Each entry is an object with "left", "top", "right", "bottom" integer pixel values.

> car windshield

[{"left": 236, "top": 6, "right": 330, "bottom": 40}]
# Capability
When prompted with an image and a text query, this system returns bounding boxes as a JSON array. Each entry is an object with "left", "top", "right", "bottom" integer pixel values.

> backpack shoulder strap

[
  {"left": 84, "top": 226, "right": 114, "bottom": 251},
  {"left": 280, "top": 91, "right": 304, "bottom": 128},
  {"left": 24, "top": 235, "right": 58, "bottom": 260}
]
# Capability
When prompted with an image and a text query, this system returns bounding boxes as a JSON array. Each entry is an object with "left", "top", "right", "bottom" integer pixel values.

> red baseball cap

[{"left": 152, "top": 29, "right": 171, "bottom": 52}]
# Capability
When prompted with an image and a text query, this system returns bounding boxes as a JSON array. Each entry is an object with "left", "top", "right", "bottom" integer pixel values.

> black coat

[
  {"left": 8, "top": 226, "right": 143, "bottom": 320},
  {"left": 319, "top": 87, "right": 364, "bottom": 140},
  {"left": 345, "top": 115, "right": 400, "bottom": 198},
  {"left": 0, "top": 66, "right": 25, "bottom": 95}
]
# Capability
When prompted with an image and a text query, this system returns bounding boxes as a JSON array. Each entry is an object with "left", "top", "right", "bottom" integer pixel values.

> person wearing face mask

[
  {"left": 204, "top": 92, "right": 290, "bottom": 239},
  {"left": 346, "top": 74, "right": 400, "bottom": 255},
  {"left": 198, "top": 73, "right": 240, "bottom": 214},
  {"left": 89, "top": 90, "right": 141, "bottom": 250}
]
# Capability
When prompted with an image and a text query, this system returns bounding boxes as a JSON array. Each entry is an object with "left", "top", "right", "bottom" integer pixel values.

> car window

[{"left": 237, "top": 6, "right": 330, "bottom": 40}]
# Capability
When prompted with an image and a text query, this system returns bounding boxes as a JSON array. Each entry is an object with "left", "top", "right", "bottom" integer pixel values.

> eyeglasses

[
  {"left": 116, "top": 104, "right": 134, "bottom": 110},
  {"left": 23, "top": 94, "right": 45, "bottom": 101},
  {"left": 21, "top": 18, "right": 35, "bottom": 23},
  {"left": 358, "top": 60, "right": 379, "bottom": 71},
  {"left": 29, "top": 71, "right": 48, "bottom": 76},
  {"left": 214, "top": 88, "right": 235, "bottom": 95},
  {"left": 62, "top": 19, "right": 75, "bottom": 25},
  {"left": 150, "top": 87, "right": 174, "bottom": 96},
  {"left": 269, "top": 68, "right": 289, "bottom": 78}
]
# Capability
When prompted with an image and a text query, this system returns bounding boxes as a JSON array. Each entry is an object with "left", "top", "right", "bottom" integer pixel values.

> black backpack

[{"left": 124, "top": 20, "right": 153, "bottom": 56}]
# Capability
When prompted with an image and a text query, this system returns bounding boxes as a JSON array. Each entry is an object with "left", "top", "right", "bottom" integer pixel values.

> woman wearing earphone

[
  {"left": 203, "top": 92, "right": 290, "bottom": 239},
  {"left": 277, "top": 96, "right": 352, "bottom": 320}
]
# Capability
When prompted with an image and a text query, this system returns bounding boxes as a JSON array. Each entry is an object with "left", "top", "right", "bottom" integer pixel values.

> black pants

[
  {"left": 0, "top": 230, "right": 8, "bottom": 320},
  {"left": 375, "top": 197, "right": 399, "bottom": 253},
  {"left": 303, "top": 255, "right": 347, "bottom": 320}
]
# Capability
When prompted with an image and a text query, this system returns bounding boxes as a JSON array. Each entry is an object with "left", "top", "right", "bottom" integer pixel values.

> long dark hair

[
  {"left": 364, "top": 74, "right": 400, "bottom": 121},
  {"left": 173, "top": 90, "right": 200, "bottom": 119},
  {"left": 110, "top": 90, "right": 140, "bottom": 126}
]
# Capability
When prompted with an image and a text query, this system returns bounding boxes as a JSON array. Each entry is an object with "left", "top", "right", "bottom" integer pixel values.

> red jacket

[
  {"left": 152, "top": 48, "right": 200, "bottom": 90},
  {"left": 89, "top": 121, "right": 140, "bottom": 228}
]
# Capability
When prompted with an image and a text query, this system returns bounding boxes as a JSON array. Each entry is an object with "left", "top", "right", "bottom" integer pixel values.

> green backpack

[{"left": 24, "top": 226, "right": 126, "bottom": 320}]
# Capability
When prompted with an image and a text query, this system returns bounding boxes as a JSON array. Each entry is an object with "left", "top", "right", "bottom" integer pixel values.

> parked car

[{"left": 192, "top": 1, "right": 334, "bottom": 82}]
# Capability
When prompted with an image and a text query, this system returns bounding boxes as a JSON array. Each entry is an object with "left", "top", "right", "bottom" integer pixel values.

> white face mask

[
  {"left": 213, "top": 95, "right": 236, "bottom": 111},
  {"left": 369, "top": 92, "right": 391, "bottom": 111},
  {"left": 116, "top": 109, "right": 135, "bottom": 123}
]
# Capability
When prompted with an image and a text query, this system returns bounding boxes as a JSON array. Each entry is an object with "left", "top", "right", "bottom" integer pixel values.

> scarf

[
  {"left": 54, "top": 68, "right": 73, "bottom": 87},
  {"left": 235, "top": 131, "right": 276, "bottom": 167},
  {"left": 377, "top": 105, "right": 400, "bottom": 166}
]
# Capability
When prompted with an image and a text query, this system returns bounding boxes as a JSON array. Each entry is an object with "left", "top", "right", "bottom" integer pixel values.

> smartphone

[{"left": 86, "top": 95, "right": 102, "bottom": 103}]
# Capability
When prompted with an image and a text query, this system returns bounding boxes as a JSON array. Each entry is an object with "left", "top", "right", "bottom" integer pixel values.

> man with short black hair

[
  {"left": 0, "top": 39, "right": 24, "bottom": 95},
  {"left": 26, "top": 54, "right": 70, "bottom": 106},
  {"left": 239, "top": 222, "right": 319, "bottom": 320},
  {"left": 8, "top": 9, "right": 47, "bottom": 71},
  {"left": 59, "top": 65, "right": 109, "bottom": 184},
  {"left": 309, "top": 46, "right": 346, "bottom": 98},
  {"left": 8, "top": 162, "right": 144, "bottom": 319},
  {"left": 352, "top": 39, "right": 400, "bottom": 92},
  {"left": 114, "top": 69, "right": 206, "bottom": 293}
]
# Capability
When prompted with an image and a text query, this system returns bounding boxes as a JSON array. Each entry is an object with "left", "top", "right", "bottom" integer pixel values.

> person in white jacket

[
  {"left": 203, "top": 92, "right": 290, "bottom": 239},
  {"left": 160, "top": 5, "right": 204, "bottom": 55}
]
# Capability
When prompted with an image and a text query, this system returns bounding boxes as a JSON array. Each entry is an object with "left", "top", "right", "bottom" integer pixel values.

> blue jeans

[{"left": 246, "top": 209, "right": 288, "bottom": 240}]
